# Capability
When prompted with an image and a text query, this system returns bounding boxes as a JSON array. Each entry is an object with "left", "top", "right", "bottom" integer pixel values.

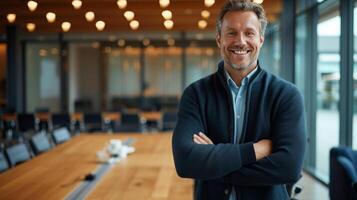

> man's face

[{"left": 216, "top": 11, "right": 264, "bottom": 71}]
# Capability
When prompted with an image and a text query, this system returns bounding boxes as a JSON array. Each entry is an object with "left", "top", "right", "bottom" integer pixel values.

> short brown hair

[{"left": 216, "top": 0, "right": 268, "bottom": 36}]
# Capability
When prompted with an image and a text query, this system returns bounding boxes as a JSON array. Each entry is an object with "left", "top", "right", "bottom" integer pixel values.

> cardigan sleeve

[
  {"left": 226, "top": 86, "right": 307, "bottom": 185},
  {"left": 172, "top": 85, "right": 256, "bottom": 180}
]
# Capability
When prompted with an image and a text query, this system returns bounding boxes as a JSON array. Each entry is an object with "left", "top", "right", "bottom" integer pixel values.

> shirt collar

[{"left": 225, "top": 66, "right": 258, "bottom": 89}]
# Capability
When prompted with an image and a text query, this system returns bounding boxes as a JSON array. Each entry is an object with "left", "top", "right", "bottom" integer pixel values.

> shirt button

[
  {"left": 237, "top": 115, "right": 240, "bottom": 119},
  {"left": 224, "top": 189, "right": 229, "bottom": 195},
  {"left": 238, "top": 95, "right": 241, "bottom": 99}
]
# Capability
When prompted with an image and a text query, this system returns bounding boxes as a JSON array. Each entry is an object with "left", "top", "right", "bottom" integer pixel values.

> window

[
  {"left": 185, "top": 47, "right": 220, "bottom": 87},
  {"left": 352, "top": 4, "right": 357, "bottom": 148},
  {"left": 144, "top": 47, "right": 182, "bottom": 96},
  {"left": 26, "top": 43, "right": 61, "bottom": 112},
  {"left": 316, "top": 6, "right": 340, "bottom": 181}
]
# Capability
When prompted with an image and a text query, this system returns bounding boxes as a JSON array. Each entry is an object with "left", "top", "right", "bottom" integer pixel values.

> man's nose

[{"left": 234, "top": 33, "right": 247, "bottom": 45}]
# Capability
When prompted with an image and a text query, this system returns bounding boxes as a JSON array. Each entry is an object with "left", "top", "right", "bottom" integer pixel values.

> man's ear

[
  {"left": 260, "top": 35, "right": 264, "bottom": 47},
  {"left": 216, "top": 33, "right": 221, "bottom": 48}
]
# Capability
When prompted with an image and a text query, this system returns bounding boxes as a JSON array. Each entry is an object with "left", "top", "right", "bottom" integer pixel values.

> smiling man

[{"left": 172, "top": 1, "right": 306, "bottom": 200}]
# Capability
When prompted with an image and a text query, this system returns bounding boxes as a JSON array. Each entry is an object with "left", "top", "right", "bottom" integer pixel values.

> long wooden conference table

[{"left": 0, "top": 132, "right": 192, "bottom": 200}]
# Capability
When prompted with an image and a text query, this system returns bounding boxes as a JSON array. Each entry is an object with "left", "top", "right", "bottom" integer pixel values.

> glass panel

[
  {"left": 0, "top": 43, "right": 6, "bottom": 107},
  {"left": 260, "top": 24, "right": 281, "bottom": 75},
  {"left": 144, "top": 47, "right": 182, "bottom": 96},
  {"left": 68, "top": 43, "right": 101, "bottom": 112},
  {"left": 352, "top": 4, "right": 357, "bottom": 148},
  {"left": 295, "top": 14, "right": 308, "bottom": 97},
  {"left": 316, "top": 7, "right": 340, "bottom": 182},
  {"left": 26, "top": 43, "right": 61, "bottom": 112},
  {"left": 106, "top": 46, "right": 141, "bottom": 110},
  {"left": 185, "top": 47, "right": 220, "bottom": 87}
]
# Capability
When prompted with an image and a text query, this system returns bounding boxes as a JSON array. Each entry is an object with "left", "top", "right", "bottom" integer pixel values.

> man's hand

[
  {"left": 193, "top": 132, "right": 213, "bottom": 144},
  {"left": 193, "top": 132, "right": 272, "bottom": 161},
  {"left": 253, "top": 139, "right": 272, "bottom": 160}
]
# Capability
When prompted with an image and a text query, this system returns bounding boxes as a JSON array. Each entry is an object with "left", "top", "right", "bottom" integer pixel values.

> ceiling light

[
  {"left": 204, "top": 0, "right": 215, "bottom": 7},
  {"left": 201, "top": 10, "right": 210, "bottom": 19},
  {"left": 129, "top": 20, "right": 139, "bottom": 30},
  {"left": 72, "top": 0, "right": 82, "bottom": 9},
  {"left": 198, "top": 20, "right": 207, "bottom": 29},
  {"left": 159, "top": 0, "right": 170, "bottom": 8},
  {"left": 96, "top": 20, "right": 105, "bottom": 31},
  {"left": 26, "top": 23, "right": 36, "bottom": 32},
  {"left": 117, "top": 0, "right": 127, "bottom": 9},
  {"left": 27, "top": 1, "right": 38, "bottom": 12},
  {"left": 61, "top": 22, "right": 71, "bottom": 32},
  {"left": 161, "top": 10, "right": 172, "bottom": 20},
  {"left": 164, "top": 20, "right": 174, "bottom": 30},
  {"left": 85, "top": 11, "right": 95, "bottom": 22},
  {"left": 253, "top": 0, "right": 264, "bottom": 4},
  {"left": 142, "top": 39, "right": 150, "bottom": 46},
  {"left": 46, "top": 12, "right": 56, "bottom": 23},
  {"left": 7, "top": 14, "right": 16, "bottom": 23},
  {"left": 124, "top": 11, "right": 135, "bottom": 21},
  {"left": 118, "top": 39, "right": 125, "bottom": 47}
]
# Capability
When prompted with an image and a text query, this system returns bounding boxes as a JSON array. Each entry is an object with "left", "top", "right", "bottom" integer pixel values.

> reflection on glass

[
  {"left": 316, "top": 13, "right": 340, "bottom": 182},
  {"left": 144, "top": 47, "right": 182, "bottom": 96},
  {"left": 26, "top": 43, "right": 60, "bottom": 112},
  {"left": 107, "top": 47, "right": 141, "bottom": 96},
  {"left": 106, "top": 47, "right": 141, "bottom": 110},
  {"left": 185, "top": 47, "right": 220, "bottom": 87}
]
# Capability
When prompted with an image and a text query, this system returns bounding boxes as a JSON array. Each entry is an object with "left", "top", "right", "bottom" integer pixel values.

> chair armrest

[{"left": 338, "top": 156, "right": 357, "bottom": 192}]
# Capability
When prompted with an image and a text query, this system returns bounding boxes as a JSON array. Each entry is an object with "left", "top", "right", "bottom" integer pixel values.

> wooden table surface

[{"left": 0, "top": 132, "right": 192, "bottom": 200}]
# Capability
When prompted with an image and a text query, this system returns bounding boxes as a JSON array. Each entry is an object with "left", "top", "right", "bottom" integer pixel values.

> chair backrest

[
  {"left": 84, "top": 113, "right": 102, "bottom": 124},
  {"left": 52, "top": 127, "right": 71, "bottom": 144},
  {"left": 30, "top": 132, "right": 52, "bottom": 155},
  {"left": 162, "top": 111, "right": 177, "bottom": 131},
  {"left": 5, "top": 143, "right": 31, "bottom": 166},
  {"left": 121, "top": 113, "right": 140, "bottom": 125},
  {"left": 0, "top": 151, "right": 9, "bottom": 172},
  {"left": 115, "top": 113, "right": 143, "bottom": 132},
  {"left": 330, "top": 147, "right": 357, "bottom": 200},
  {"left": 17, "top": 113, "right": 36, "bottom": 132},
  {"left": 52, "top": 113, "right": 71, "bottom": 129}
]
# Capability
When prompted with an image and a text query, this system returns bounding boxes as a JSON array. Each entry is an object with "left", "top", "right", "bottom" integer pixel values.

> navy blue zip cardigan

[{"left": 172, "top": 61, "right": 306, "bottom": 200}]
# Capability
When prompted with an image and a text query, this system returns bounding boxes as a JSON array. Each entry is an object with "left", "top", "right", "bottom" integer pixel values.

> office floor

[{"left": 294, "top": 172, "right": 329, "bottom": 200}]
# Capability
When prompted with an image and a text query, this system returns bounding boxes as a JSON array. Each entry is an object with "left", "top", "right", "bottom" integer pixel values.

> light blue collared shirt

[{"left": 226, "top": 67, "right": 258, "bottom": 200}]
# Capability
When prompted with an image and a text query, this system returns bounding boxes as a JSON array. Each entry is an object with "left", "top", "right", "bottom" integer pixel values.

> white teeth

[{"left": 232, "top": 50, "right": 248, "bottom": 55}]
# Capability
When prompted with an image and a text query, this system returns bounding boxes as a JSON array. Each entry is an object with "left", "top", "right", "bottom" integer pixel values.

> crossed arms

[{"left": 172, "top": 86, "right": 306, "bottom": 186}]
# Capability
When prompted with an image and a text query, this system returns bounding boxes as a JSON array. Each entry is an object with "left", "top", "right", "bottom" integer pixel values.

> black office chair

[
  {"left": 17, "top": 113, "right": 37, "bottom": 133},
  {"left": 30, "top": 132, "right": 52, "bottom": 155},
  {"left": 161, "top": 111, "right": 177, "bottom": 131},
  {"left": 115, "top": 113, "right": 145, "bottom": 132},
  {"left": 5, "top": 143, "right": 32, "bottom": 166},
  {"left": 330, "top": 147, "right": 357, "bottom": 200},
  {"left": 52, "top": 113, "right": 72, "bottom": 131},
  {"left": 52, "top": 127, "right": 71, "bottom": 145},
  {"left": 0, "top": 151, "right": 9, "bottom": 172},
  {"left": 83, "top": 113, "right": 103, "bottom": 132}
]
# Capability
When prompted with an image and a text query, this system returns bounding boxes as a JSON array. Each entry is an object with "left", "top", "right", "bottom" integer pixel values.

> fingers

[
  {"left": 198, "top": 132, "right": 213, "bottom": 144},
  {"left": 193, "top": 134, "right": 208, "bottom": 144},
  {"left": 193, "top": 132, "right": 213, "bottom": 145}
]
